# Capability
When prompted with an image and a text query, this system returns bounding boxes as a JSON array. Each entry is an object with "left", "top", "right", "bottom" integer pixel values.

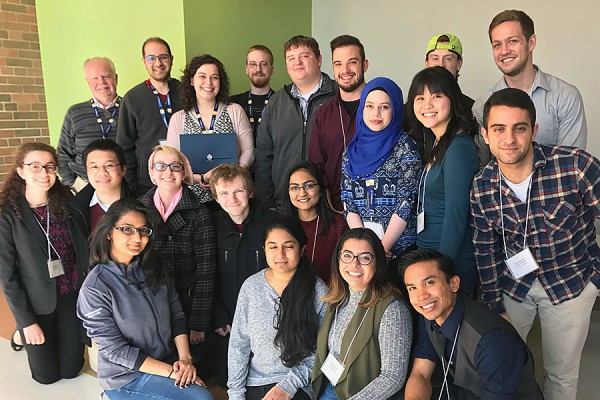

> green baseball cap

[{"left": 426, "top": 34, "right": 463, "bottom": 57}]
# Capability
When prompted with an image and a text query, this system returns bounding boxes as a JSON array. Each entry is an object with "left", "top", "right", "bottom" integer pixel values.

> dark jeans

[
  {"left": 246, "top": 384, "right": 311, "bottom": 400},
  {"left": 21, "top": 292, "right": 85, "bottom": 384}
]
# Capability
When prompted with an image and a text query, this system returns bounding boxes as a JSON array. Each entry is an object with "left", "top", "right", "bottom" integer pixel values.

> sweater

[
  {"left": 255, "top": 73, "right": 336, "bottom": 209},
  {"left": 117, "top": 79, "right": 182, "bottom": 189},
  {"left": 57, "top": 98, "right": 121, "bottom": 186},
  {"left": 228, "top": 270, "right": 328, "bottom": 400},
  {"left": 312, "top": 291, "right": 412, "bottom": 400},
  {"left": 77, "top": 259, "right": 188, "bottom": 390}
]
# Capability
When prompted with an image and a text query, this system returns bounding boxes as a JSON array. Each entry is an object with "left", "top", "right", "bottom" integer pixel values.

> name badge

[
  {"left": 417, "top": 211, "right": 425, "bottom": 234},
  {"left": 364, "top": 221, "right": 384, "bottom": 240},
  {"left": 320, "top": 352, "right": 345, "bottom": 386},
  {"left": 505, "top": 247, "right": 539, "bottom": 279},
  {"left": 48, "top": 259, "right": 65, "bottom": 279}
]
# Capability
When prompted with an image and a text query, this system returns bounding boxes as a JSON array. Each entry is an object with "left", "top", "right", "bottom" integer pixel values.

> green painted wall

[
  {"left": 37, "top": 0, "right": 187, "bottom": 146},
  {"left": 182, "top": 0, "right": 312, "bottom": 95}
]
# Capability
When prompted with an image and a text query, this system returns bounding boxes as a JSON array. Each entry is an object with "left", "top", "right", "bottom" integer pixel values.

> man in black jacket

[{"left": 209, "top": 164, "right": 278, "bottom": 387}]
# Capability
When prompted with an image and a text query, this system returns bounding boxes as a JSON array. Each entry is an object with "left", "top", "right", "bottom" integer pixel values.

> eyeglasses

[
  {"left": 144, "top": 54, "right": 171, "bottom": 64},
  {"left": 288, "top": 183, "right": 319, "bottom": 192},
  {"left": 114, "top": 226, "right": 153, "bottom": 236},
  {"left": 152, "top": 162, "right": 184, "bottom": 172},
  {"left": 247, "top": 61, "right": 271, "bottom": 69},
  {"left": 88, "top": 163, "right": 120, "bottom": 174},
  {"left": 23, "top": 163, "right": 57, "bottom": 174},
  {"left": 338, "top": 250, "right": 374, "bottom": 265}
]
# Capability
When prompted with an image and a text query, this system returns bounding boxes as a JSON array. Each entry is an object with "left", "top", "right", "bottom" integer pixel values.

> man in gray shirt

[{"left": 472, "top": 9, "right": 586, "bottom": 166}]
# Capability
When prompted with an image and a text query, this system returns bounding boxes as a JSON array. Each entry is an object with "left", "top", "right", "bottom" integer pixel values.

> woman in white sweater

[{"left": 228, "top": 215, "right": 328, "bottom": 400}]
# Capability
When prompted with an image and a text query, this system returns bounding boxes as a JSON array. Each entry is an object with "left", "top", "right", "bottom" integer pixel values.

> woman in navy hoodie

[{"left": 77, "top": 198, "right": 213, "bottom": 400}]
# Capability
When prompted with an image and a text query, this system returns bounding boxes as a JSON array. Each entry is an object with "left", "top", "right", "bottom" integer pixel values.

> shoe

[{"left": 11, "top": 330, "right": 24, "bottom": 351}]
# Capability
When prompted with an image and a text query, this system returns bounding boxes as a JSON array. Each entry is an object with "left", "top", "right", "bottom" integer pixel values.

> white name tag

[
  {"left": 48, "top": 259, "right": 65, "bottom": 279},
  {"left": 320, "top": 352, "right": 345, "bottom": 386},
  {"left": 364, "top": 221, "right": 384, "bottom": 240},
  {"left": 505, "top": 247, "right": 539, "bottom": 279},
  {"left": 417, "top": 211, "right": 425, "bottom": 234}
]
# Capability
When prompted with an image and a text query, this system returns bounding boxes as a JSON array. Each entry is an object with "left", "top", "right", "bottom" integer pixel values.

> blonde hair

[{"left": 147, "top": 145, "right": 194, "bottom": 186}]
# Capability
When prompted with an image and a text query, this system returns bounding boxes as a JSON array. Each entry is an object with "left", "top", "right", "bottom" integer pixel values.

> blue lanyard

[
  {"left": 90, "top": 97, "right": 120, "bottom": 138},
  {"left": 194, "top": 101, "right": 219, "bottom": 133},
  {"left": 247, "top": 89, "right": 273, "bottom": 125},
  {"left": 149, "top": 83, "right": 172, "bottom": 128}
]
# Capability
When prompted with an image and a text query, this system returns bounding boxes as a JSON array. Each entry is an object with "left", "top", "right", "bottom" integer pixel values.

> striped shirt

[{"left": 470, "top": 143, "right": 600, "bottom": 313}]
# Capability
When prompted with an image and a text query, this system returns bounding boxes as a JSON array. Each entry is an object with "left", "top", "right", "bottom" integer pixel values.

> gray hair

[{"left": 83, "top": 56, "right": 117, "bottom": 78}]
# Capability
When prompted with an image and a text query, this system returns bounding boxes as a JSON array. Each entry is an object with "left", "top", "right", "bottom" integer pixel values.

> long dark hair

[
  {"left": 282, "top": 161, "right": 335, "bottom": 236},
  {"left": 405, "top": 66, "right": 477, "bottom": 165},
  {"left": 180, "top": 54, "right": 231, "bottom": 111},
  {"left": 0, "top": 142, "right": 71, "bottom": 219},
  {"left": 323, "top": 228, "right": 400, "bottom": 309},
  {"left": 267, "top": 215, "right": 319, "bottom": 367},
  {"left": 89, "top": 198, "right": 167, "bottom": 291}
]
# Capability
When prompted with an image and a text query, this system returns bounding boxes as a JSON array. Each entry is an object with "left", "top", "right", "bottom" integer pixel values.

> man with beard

[
  {"left": 117, "top": 37, "right": 182, "bottom": 195},
  {"left": 231, "top": 45, "right": 276, "bottom": 145},
  {"left": 308, "top": 35, "right": 368, "bottom": 212},
  {"left": 472, "top": 10, "right": 586, "bottom": 166},
  {"left": 255, "top": 35, "right": 335, "bottom": 211}
]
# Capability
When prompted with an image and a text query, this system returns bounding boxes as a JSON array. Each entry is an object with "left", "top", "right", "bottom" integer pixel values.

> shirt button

[{"left": 168, "top": 235, "right": 173, "bottom": 241}]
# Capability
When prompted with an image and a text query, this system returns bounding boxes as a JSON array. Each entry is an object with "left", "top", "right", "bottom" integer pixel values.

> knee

[{"left": 32, "top": 373, "right": 60, "bottom": 385}]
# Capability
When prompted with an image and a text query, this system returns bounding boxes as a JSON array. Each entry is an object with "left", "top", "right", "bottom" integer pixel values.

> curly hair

[
  {"left": 0, "top": 142, "right": 72, "bottom": 220},
  {"left": 180, "top": 54, "right": 231, "bottom": 111}
]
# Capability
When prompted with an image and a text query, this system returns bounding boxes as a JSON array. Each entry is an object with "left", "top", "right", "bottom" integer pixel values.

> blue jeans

[
  {"left": 319, "top": 382, "right": 338, "bottom": 400},
  {"left": 104, "top": 373, "right": 213, "bottom": 400}
]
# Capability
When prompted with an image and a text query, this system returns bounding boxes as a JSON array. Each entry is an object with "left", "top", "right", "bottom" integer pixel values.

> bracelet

[
  {"left": 167, "top": 368, "right": 174, "bottom": 378},
  {"left": 200, "top": 174, "right": 205, "bottom": 184}
]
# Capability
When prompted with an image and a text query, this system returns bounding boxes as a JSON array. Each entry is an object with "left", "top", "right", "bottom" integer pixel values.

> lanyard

[
  {"left": 310, "top": 216, "right": 319, "bottom": 263},
  {"left": 499, "top": 169, "right": 534, "bottom": 258},
  {"left": 333, "top": 305, "right": 370, "bottom": 365},
  {"left": 365, "top": 179, "right": 376, "bottom": 220},
  {"left": 438, "top": 324, "right": 461, "bottom": 400},
  {"left": 416, "top": 165, "right": 431, "bottom": 214},
  {"left": 90, "top": 97, "right": 120, "bottom": 138},
  {"left": 247, "top": 90, "right": 273, "bottom": 126},
  {"left": 338, "top": 103, "right": 348, "bottom": 150},
  {"left": 32, "top": 207, "right": 59, "bottom": 262},
  {"left": 149, "top": 83, "right": 172, "bottom": 128},
  {"left": 194, "top": 101, "right": 219, "bottom": 133}
]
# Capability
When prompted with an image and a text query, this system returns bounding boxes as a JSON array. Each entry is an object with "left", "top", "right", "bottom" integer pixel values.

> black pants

[
  {"left": 246, "top": 383, "right": 311, "bottom": 400},
  {"left": 21, "top": 292, "right": 85, "bottom": 384}
]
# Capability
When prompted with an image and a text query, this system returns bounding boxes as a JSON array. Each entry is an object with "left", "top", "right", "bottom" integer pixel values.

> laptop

[{"left": 179, "top": 133, "right": 238, "bottom": 174}]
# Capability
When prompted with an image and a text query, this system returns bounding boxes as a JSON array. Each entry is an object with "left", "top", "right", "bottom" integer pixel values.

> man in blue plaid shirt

[{"left": 470, "top": 88, "right": 600, "bottom": 400}]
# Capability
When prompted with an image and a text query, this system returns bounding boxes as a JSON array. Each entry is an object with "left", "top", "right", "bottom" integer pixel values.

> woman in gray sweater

[
  {"left": 228, "top": 215, "right": 328, "bottom": 400},
  {"left": 312, "top": 228, "right": 413, "bottom": 400}
]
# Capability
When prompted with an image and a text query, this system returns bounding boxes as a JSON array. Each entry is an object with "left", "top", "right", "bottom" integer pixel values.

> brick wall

[{"left": 0, "top": 0, "right": 49, "bottom": 187}]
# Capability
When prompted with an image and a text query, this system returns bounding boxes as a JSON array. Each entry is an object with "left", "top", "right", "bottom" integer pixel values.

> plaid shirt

[{"left": 470, "top": 143, "right": 600, "bottom": 313}]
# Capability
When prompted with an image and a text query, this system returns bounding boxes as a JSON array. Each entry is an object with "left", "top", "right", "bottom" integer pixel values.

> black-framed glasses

[
  {"left": 23, "top": 163, "right": 57, "bottom": 174},
  {"left": 273, "top": 297, "right": 282, "bottom": 330},
  {"left": 288, "top": 182, "right": 319, "bottom": 192},
  {"left": 114, "top": 226, "right": 153, "bottom": 236},
  {"left": 338, "top": 250, "right": 374, "bottom": 265},
  {"left": 247, "top": 61, "right": 271, "bottom": 69},
  {"left": 144, "top": 54, "right": 171, "bottom": 64},
  {"left": 88, "top": 163, "right": 120, "bottom": 174},
  {"left": 152, "top": 162, "right": 184, "bottom": 172}
]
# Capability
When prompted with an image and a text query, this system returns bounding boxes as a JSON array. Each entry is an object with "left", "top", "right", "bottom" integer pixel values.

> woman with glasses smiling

[
  {"left": 77, "top": 198, "right": 213, "bottom": 399},
  {"left": 166, "top": 54, "right": 254, "bottom": 204},
  {"left": 312, "top": 228, "right": 412, "bottom": 400},
  {"left": 0, "top": 142, "right": 89, "bottom": 384},
  {"left": 283, "top": 161, "right": 348, "bottom": 283},
  {"left": 138, "top": 145, "right": 216, "bottom": 372}
]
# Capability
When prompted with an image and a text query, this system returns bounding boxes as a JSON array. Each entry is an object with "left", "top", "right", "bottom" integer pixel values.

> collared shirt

[
  {"left": 471, "top": 143, "right": 600, "bottom": 313},
  {"left": 290, "top": 75, "right": 323, "bottom": 120},
  {"left": 473, "top": 66, "right": 587, "bottom": 150},
  {"left": 413, "top": 296, "right": 527, "bottom": 399},
  {"left": 89, "top": 190, "right": 111, "bottom": 212},
  {"left": 92, "top": 95, "right": 119, "bottom": 110}
]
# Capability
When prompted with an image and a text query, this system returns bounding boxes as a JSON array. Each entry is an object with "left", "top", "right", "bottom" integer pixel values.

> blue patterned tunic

[{"left": 341, "top": 135, "right": 422, "bottom": 255}]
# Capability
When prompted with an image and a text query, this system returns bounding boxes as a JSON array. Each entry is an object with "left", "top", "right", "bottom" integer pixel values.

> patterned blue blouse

[{"left": 341, "top": 135, "right": 422, "bottom": 255}]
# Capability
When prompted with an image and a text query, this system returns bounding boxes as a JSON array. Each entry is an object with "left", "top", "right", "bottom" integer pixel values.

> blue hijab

[{"left": 346, "top": 77, "right": 405, "bottom": 179}]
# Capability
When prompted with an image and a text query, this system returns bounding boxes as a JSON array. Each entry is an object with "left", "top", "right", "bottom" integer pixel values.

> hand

[
  {"left": 23, "top": 323, "right": 45, "bottom": 345},
  {"left": 172, "top": 359, "right": 197, "bottom": 388},
  {"left": 189, "top": 330, "right": 205, "bottom": 345},
  {"left": 383, "top": 245, "right": 393, "bottom": 261},
  {"left": 197, "top": 168, "right": 216, "bottom": 189},
  {"left": 214, "top": 324, "right": 231, "bottom": 336},
  {"left": 261, "top": 385, "right": 291, "bottom": 400}
]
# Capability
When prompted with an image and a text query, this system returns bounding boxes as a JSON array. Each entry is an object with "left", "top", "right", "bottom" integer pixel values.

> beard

[
  {"left": 338, "top": 72, "right": 365, "bottom": 93},
  {"left": 250, "top": 73, "right": 270, "bottom": 89}
]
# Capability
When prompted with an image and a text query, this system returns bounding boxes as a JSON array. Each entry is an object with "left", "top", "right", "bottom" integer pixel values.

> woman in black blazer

[{"left": 0, "top": 142, "right": 89, "bottom": 384}]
